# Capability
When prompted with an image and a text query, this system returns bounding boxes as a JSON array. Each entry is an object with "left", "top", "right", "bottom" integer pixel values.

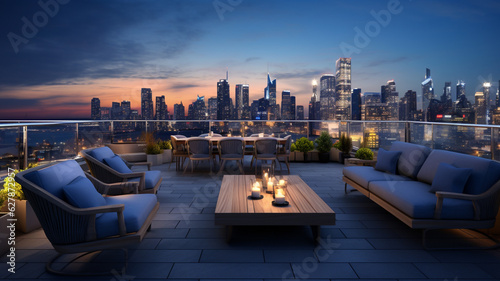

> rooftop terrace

[{"left": 2, "top": 160, "right": 500, "bottom": 280}]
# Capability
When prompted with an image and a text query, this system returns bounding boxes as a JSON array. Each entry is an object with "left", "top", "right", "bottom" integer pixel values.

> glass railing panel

[
  {"left": 493, "top": 127, "right": 499, "bottom": 161},
  {"left": 409, "top": 122, "right": 432, "bottom": 148},
  {"left": 112, "top": 120, "right": 146, "bottom": 143},
  {"left": 0, "top": 126, "right": 22, "bottom": 177},
  {"left": 210, "top": 121, "right": 242, "bottom": 137},
  {"left": 433, "top": 124, "right": 491, "bottom": 159},
  {"left": 78, "top": 121, "right": 112, "bottom": 150},
  {"left": 27, "top": 124, "right": 77, "bottom": 165}
]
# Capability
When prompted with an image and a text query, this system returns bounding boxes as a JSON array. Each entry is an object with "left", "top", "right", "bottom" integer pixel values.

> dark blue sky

[{"left": 1, "top": 0, "right": 499, "bottom": 119}]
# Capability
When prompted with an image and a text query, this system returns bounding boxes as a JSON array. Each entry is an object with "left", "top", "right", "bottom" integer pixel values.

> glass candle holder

[{"left": 250, "top": 181, "right": 261, "bottom": 198}]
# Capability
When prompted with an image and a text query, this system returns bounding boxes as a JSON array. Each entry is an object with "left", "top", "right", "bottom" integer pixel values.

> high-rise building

[
  {"left": 281, "top": 90, "right": 291, "bottom": 120},
  {"left": 483, "top": 82, "right": 492, "bottom": 124},
  {"left": 399, "top": 90, "right": 417, "bottom": 120},
  {"left": 173, "top": 102, "right": 185, "bottom": 120},
  {"left": 192, "top": 96, "right": 207, "bottom": 120},
  {"left": 290, "top": 96, "right": 296, "bottom": 120},
  {"left": 257, "top": 98, "right": 270, "bottom": 120},
  {"left": 155, "top": 96, "right": 166, "bottom": 120},
  {"left": 475, "top": 91, "right": 486, "bottom": 124},
  {"left": 497, "top": 80, "right": 500, "bottom": 107},
  {"left": 217, "top": 78, "right": 231, "bottom": 120},
  {"left": 319, "top": 74, "right": 335, "bottom": 120},
  {"left": 421, "top": 68, "right": 434, "bottom": 121},
  {"left": 208, "top": 97, "right": 217, "bottom": 120},
  {"left": 456, "top": 81, "right": 466, "bottom": 100},
  {"left": 100, "top": 107, "right": 110, "bottom": 120},
  {"left": 264, "top": 73, "right": 277, "bottom": 106},
  {"left": 297, "top": 105, "right": 304, "bottom": 120},
  {"left": 111, "top": 102, "right": 121, "bottom": 120},
  {"left": 141, "top": 88, "right": 154, "bottom": 120},
  {"left": 235, "top": 84, "right": 249, "bottom": 119},
  {"left": 440, "top": 82, "right": 452, "bottom": 108},
  {"left": 91, "top": 98, "right": 100, "bottom": 120},
  {"left": 381, "top": 80, "right": 399, "bottom": 120},
  {"left": 351, "top": 88, "right": 361, "bottom": 120},
  {"left": 121, "top": 100, "right": 131, "bottom": 120},
  {"left": 335, "top": 58, "right": 351, "bottom": 120}
]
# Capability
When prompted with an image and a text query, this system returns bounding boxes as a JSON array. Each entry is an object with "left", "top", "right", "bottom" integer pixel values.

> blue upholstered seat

[
  {"left": 128, "top": 170, "right": 161, "bottom": 190},
  {"left": 369, "top": 180, "right": 475, "bottom": 219},
  {"left": 96, "top": 194, "right": 157, "bottom": 238},
  {"left": 343, "top": 166, "right": 412, "bottom": 190}
]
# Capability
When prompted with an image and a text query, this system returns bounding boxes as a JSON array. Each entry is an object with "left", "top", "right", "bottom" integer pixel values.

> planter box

[
  {"left": 295, "top": 152, "right": 304, "bottom": 162},
  {"left": 0, "top": 213, "right": 9, "bottom": 255},
  {"left": 330, "top": 148, "right": 341, "bottom": 162},
  {"left": 147, "top": 154, "right": 162, "bottom": 166},
  {"left": 162, "top": 150, "right": 172, "bottom": 164},
  {"left": 289, "top": 151, "right": 296, "bottom": 162},
  {"left": 15, "top": 200, "right": 41, "bottom": 233},
  {"left": 308, "top": 150, "right": 319, "bottom": 162}
]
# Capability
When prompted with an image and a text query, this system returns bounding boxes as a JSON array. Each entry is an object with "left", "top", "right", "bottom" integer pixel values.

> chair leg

[
  {"left": 46, "top": 249, "right": 128, "bottom": 276},
  {"left": 219, "top": 159, "right": 226, "bottom": 174},
  {"left": 285, "top": 157, "right": 290, "bottom": 174},
  {"left": 191, "top": 160, "right": 194, "bottom": 173},
  {"left": 238, "top": 160, "right": 244, "bottom": 174},
  {"left": 183, "top": 159, "right": 190, "bottom": 174}
]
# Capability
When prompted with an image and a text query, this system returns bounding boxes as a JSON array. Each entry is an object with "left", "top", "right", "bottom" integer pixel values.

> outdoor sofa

[{"left": 342, "top": 141, "right": 500, "bottom": 247}]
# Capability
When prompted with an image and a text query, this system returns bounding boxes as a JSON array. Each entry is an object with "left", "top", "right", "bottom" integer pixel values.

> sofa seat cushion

[
  {"left": 128, "top": 170, "right": 161, "bottom": 190},
  {"left": 370, "top": 181, "right": 475, "bottom": 220},
  {"left": 389, "top": 141, "right": 431, "bottom": 179},
  {"left": 343, "top": 166, "right": 412, "bottom": 190},
  {"left": 119, "top": 153, "right": 147, "bottom": 163},
  {"left": 103, "top": 155, "right": 132, "bottom": 174},
  {"left": 23, "top": 160, "right": 85, "bottom": 199},
  {"left": 417, "top": 149, "right": 500, "bottom": 195},
  {"left": 96, "top": 194, "right": 157, "bottom": 238},
  {"left": 89, "top": 147, "right": 116, "bottom": 163}
]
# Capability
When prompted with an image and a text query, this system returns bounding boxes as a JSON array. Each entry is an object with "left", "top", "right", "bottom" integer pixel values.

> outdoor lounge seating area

[{"left": 3, "top": 158, "right": 500, "bottom": 279}]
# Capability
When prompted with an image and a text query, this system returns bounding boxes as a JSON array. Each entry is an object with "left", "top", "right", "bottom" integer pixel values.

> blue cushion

[
  {"left": 370, "top": 181, "right": 475, "bottom": 219},
  {"left": 389, "top": 141, "right": 431, "bottom": 179},
  {"left": 417, "top": 149, "right": 500, "bottom": 195},
  {"left": 63, "top": 176, "right": 106, "bottom": 218},
  {"left": 429, "top": 163, "right": 472, "bottom": 193},
  {"left": 128, "top": 170, "right": 161, "bottom": 190},
  {"left": 103, "top": 155, "right": 132, "bottom": 174},
  {"left": 342, "top": 166, "right": 412, "bottom": 190},
  {"left": 88, "top": 147, "right": 115, "bottom": 163},
  {"left": 375, "top": 148, "right": 401, "bottom": 174},
  {"left": 95, "top": 194, "right": 157, "bottom": 238},
  {"left": 23, "top": 160, "right": 85, "bottom": 199}
]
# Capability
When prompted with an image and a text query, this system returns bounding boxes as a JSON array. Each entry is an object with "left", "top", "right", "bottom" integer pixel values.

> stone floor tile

[
  {"left": 317, "top": 249, "right": 437, "bottom": 263},
  {"left": 264, "top": 250, "right": 317, "bottom": 262},
  {"left": 200, "top": 250, "right": 264, "bottom": 262},
  {"left": 351, "top": 262, "right": 426, "bottom": 279},
  {"left": 290, "top": 262, "right": 357, "bottom": 279},
  {"left": 415, "top": 262, "right": 493, "bottom": 279},
  {"left": 169, "top": 263, "right": 292, "bottom": 279}
]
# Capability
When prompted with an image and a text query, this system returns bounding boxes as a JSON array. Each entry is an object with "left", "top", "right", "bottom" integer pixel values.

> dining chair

[
  {"left": 218, "top": 137, "right": 245, "bottom": 174},
  {"left": 170, "top": 135, "right": 188, "bottom": 170},
  {"left": 252, "top": 137, "right": 278, "bottom": 175},
  {"left": 277, "top": 135, "right": 292, "bottom": 174},
  {"left": 185, "top": 137, "right": 213, "bottom": 174}
]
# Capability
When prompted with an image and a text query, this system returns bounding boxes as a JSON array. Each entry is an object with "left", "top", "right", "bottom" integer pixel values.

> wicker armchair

[
  {"left": 81, "top": 147, "right": 161, "bottom": 194},
  {"left": 15, "top": 160, "right": 159, "bottom": 275}
]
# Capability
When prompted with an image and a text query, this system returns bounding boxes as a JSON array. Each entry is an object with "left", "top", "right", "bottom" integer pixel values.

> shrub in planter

[
  {"left": 355, "top": 147, "right": 374, "bottom": 160},
  {"left": 315, "top": 131, "right": 333, "bottom": 163},
  {"left": 295, "top": 137, "right": 314, "bottom": 162},
  {"left": 338, "top": 133, "right": 353, "bottom": 164},
  {"left": 146, "top": 143, "right": 162, "bottom": 165},
  {"left": 290, "top": 143, "right": 297, "bottom": 162},
  {"left": 159, "top": 140, "right": 172, "bottom": 163}
]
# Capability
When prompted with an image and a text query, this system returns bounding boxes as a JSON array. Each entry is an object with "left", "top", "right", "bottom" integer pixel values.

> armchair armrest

[
  {"left": 76, "top": 204, "right": 127, "bottom": 236},
  {"left": 434, "top": 191, "right": 480, "bottom": 220},
  {"left": 123, "top": 158, "right": 152, "bottom": 171},
  {"left": 86, "top": 172, "right": 139, "bottom": 194}
]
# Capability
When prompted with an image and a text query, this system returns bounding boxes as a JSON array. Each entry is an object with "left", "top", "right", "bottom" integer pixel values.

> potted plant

[
  {"left": 146, "top": 142, "right": 163, "bottom": 166},
  {"left": 339, "top": 133, "right": 353, "bottom": 164},
  {"left": 0, "top": 165, "right": 41, "bottom": 233},
  {"left": 295, "top": 137, "right": 314, "bottom": 162},
  {"left": 315, "top": 131, "right": 333, "bottom": 163},
  {"left": 355, "top": 147, "right": 374, "bottom": 160},
  {"left": 290, "top": 143, "right": 297, "bottom": 162},
  {"left": 159, "top": 140, "right": 172, "bottom": 164},
  {"left": 331, "top": 140, "right": 341, "bottom": 162}
]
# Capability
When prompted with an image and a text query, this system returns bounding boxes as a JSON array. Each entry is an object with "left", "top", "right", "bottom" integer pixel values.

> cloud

[
  {"left": 274, "top": 69, "right": 329, "bottom": 80},
  {"left": 169, "top": 83, "right": 200, "bottom": 90},
  {"left": 0, "top": 0, "right": 211, "bottom": 87},
  {"left": 0, "top": 98, "right": 40, "bottom": 109},
  {"left": 245, "top": 57, "right": 261, "bottom": 63},
  {"left": 366, "top": 56, "right": 410, "bottom": 67}
]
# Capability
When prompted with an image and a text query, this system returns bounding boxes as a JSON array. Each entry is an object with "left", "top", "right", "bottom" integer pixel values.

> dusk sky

[{"left": 1, "top": 0, "right": 499, "bottom": 119}]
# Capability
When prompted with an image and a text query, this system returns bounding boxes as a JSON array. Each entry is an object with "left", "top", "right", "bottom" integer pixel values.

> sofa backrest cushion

[
  {"left": 374, "top": 148, "right": 401, "bottom": 174},
  {"left": 23, "top": 160, "right": 85, "bottom": 199},
  {"left": 389, "top": 141, "right": 431, "bottom": 179},
  {"left": 63, "top": 176, "right": 106, "bottom": 217},
  {"left": 429, "top": 163, "right": 473, "bottom": 193},
  {"left": 417, "top": 149, "right": 500, "bottom": 195},
  {"left": 88, "top": 146, "right": 115, "bottom": 163},
  {"left": 103, "top": 155, "right": 132, "bottom": 174}
]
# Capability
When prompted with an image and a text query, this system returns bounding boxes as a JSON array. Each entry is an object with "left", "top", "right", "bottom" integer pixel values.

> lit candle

[
  {"left": 268, "top": 180, "right": 273, "bottom": 193},
  {"left": 275, "top": 189, "right": 285, "bottom": 204},
  {"left": 263, "top": 173, "right": 268, "bottom": 188},
  {"left": 251, "top": 186, "right": 260, "bottom": 198},
  {"left": 279, "top": 179, "right": 285, "bottom": 186}
]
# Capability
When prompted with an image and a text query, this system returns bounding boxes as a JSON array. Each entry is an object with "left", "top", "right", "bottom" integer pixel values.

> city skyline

[{"left": 1, "top": 0, "right": 499, "bottom": 119}]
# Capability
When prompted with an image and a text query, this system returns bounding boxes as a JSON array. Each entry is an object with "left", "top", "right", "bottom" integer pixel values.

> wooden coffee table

[{"left": 215, "top": 175, "right": 335, "bottom": 241}]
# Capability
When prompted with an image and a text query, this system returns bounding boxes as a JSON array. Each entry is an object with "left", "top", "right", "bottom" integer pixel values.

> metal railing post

[
  {"left": 22, "top": 125, "right": 28, "bottom": 169},
  {"left": 110, "top": 121, "right": 114, "bottom": 143},
  {"left": 491, "top": 127, "right": 496, "bottom": 160},
  {"left": 431, "top": 124, "right": 434, "bottom": 149},
  {"left": 75, "top": 123, "right": 79, "bottom": 157},
  {"left": 306, "top": 121, "right": 309, "bottom": 139}
]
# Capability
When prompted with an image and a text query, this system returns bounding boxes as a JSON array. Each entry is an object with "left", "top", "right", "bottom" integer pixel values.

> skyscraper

[
  {"left": 483, "top": 82, "right": 492, "bottom": 124},
  {"left": 297, "top": 105, "right": 304, "bottom": 120},
  {"left": 217, "top": 78, "right": 231, "bottom": 120},
  {"left": 475, "top": 91, "right": 486, "bottom": 124},
  {"left": 264, "top": 73, "right": 277, "bottom": 105},
  {"left": 173, "top": 102, "right": 185, "bottom": 120},
  {"left": 319, "top": 74, "right": 335, "bottom": 120},
  {"left": 399, "top": 90, "right": 417, "bottom": 120},
  {"left": 155, "top": 96, "right": 166, "bottom": 120},
  {"left": 290, "top": 96, "right": 296, "bottom": 120},
  {"left": 91, "top": 98, "right": 100, "bottom": 120},
  {"left": 421, "top": 68, "right": 434, "bottom": 121},
  {"left": 497, "top": 80, "right": 500, "bottom": 107},
  {"left": 121, "top": 100, "right": 131, "bottom": 120},
  {"left": 208, "top": 97, "right": 217, "bottom": 120},
  {"left": 111, "top": 102, "right": 121, "bottom": 120},
  {"left": 309, "top": 80, "right": 320, "bottom": 121},
  {"left": 141, "top": 88, "right": 154, "bottom": 120},
  {"left": 192, "top": 96, "right": 207, "bottom": 120},
  {"left": 351, "top": 88, "right": 361, "bottom": 120},
  {"left": 235, "top": 84, "right": 249, "bottom": 119},
  {"left": 456, "top": 81, "right": 466, "bottom": 100},
  {"left": 335, "top": 58, "right": 351, "bottom": 120},
  {"left": 281, "top": 90, "right": 291, "bottom": 120},
  {"left": 381, "top": 80, "right": 399, "bottom": 120}
]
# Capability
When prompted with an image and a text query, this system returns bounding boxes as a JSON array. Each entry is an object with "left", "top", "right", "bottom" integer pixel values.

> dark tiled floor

[{"left": 2, "top": 160, "right": 500, "bottom": 280}]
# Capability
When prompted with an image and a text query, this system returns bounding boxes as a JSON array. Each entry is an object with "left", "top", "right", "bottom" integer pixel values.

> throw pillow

[
  {"left": 375, "top": 148, "right": 402, "bottom": 174},
  {"left": 429, "top": 163, "right": 472, "bottom": 193},
  {"left": 63, "top": 176, "right": 106, "bottom": 217},
  {"left": 103, "top": 155, "right": 132, "bottom": 174}
]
